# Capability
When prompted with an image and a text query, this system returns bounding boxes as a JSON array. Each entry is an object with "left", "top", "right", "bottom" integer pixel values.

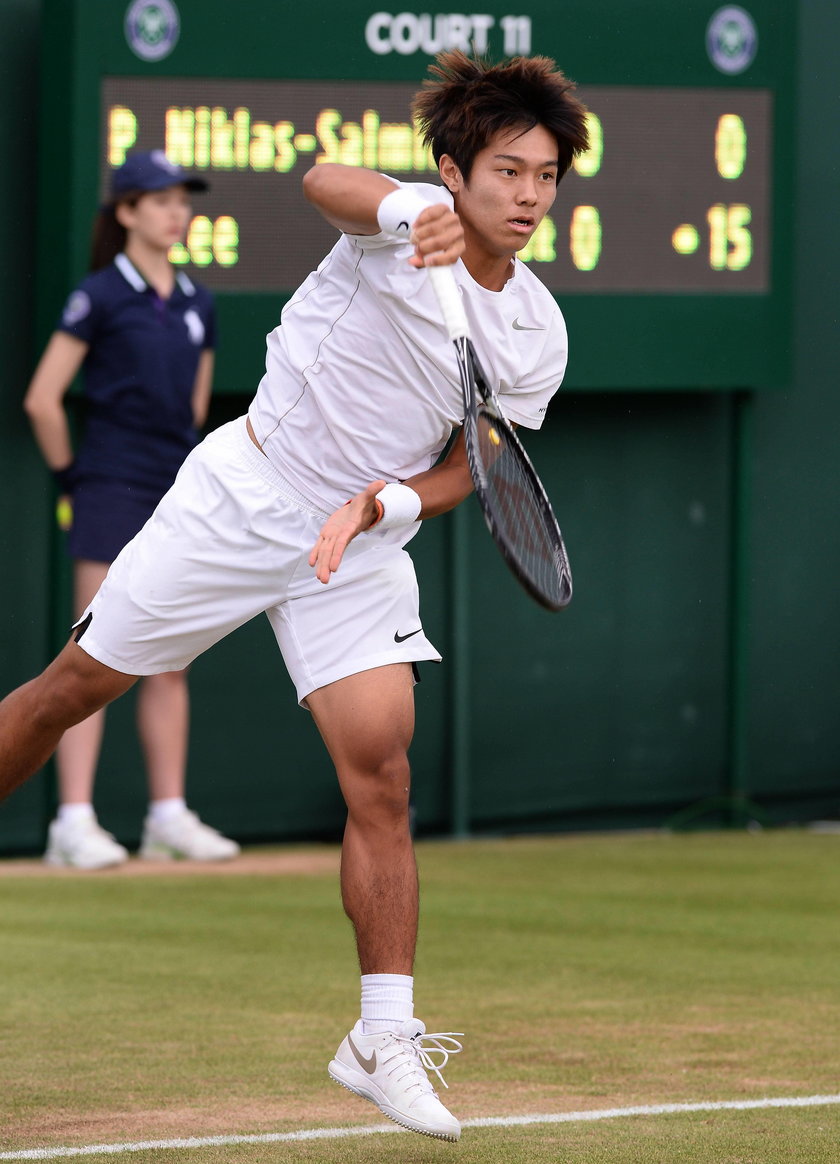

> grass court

[{"left": 1, "top": 830, "right": 838, "bottom": 1162}]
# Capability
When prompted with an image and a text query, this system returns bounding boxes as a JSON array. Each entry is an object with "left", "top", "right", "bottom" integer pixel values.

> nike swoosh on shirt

[
  {"left": 394, "top": 628, "right": 423, "bottom": 643},
  {"left": 512, "top": 317, "right": 546, "bottom": 331},
  {"left": 347, "top": 1035, "right": 377, "bottom": 1074}
]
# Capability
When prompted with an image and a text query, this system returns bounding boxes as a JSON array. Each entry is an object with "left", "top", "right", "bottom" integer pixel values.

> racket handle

[{"left": 427, "top": 264, "right": 470, "bottom": 341}]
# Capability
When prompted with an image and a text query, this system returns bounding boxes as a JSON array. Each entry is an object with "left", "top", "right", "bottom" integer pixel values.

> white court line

[{"left": 2, "top": 1094, "right": 839, "bottom": 1160}]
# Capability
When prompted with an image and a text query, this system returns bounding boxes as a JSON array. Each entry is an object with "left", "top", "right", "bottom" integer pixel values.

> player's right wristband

[
  {"left": 369, "top": 482, "right": 422, "bottom": 529},
  {"left": 52, "top": 462, "right": 78, "bottom": 494},
  {"left": 376, "top": 188, "right": 427, "bottom": 240}
]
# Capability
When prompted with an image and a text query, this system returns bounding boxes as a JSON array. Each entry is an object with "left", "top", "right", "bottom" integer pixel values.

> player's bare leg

[
  {"left": 0, "top": 641, "right": 137, "bottom": 801},
  {"left": 308, "top": 663, "right": 462, "bottom": 1141},
  {"left": 307, "top": 663, "right": 418, "bottom": 973}
]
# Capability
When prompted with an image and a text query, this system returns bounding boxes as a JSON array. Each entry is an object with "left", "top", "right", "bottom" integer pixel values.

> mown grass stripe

[{"left": 3, "top": 1094, "right": 839, "bottom": 1160}]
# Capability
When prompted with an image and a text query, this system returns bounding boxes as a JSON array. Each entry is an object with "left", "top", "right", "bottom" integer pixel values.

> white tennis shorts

[{"left": 74, "top": 417, "right": 441, "bottom": 703}]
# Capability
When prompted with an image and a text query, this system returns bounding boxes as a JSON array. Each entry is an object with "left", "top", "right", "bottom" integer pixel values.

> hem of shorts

[
  {"left": 296, "top": 646, "right": 442, "bottom": 706},
  {"left": 75, "top": 633, "right": 192, "bottom": 677}
]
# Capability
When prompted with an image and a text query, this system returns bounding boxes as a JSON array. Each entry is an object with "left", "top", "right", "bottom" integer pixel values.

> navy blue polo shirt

[{"left": 57, "top": 254, "right": 216, "bottom": 494}]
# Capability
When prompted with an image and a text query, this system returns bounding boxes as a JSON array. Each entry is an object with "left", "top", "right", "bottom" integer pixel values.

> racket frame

[{"left": 427, "top": 265, "right": 572, "bottom": 610}]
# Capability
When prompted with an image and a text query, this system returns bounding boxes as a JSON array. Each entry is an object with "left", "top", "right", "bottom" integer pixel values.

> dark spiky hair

[{"left": 412, "top": 50, "right": 589, "bottom": 182}]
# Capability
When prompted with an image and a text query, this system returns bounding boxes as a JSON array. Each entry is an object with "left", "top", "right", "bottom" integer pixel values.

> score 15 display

[{"left": 101, "top": 77, "right": 771, "bottom": 295}]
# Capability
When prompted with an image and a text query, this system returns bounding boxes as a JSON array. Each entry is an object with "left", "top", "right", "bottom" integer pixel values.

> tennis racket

[{"left": 428, "top": 264, "right": 572, "bottom": 611}]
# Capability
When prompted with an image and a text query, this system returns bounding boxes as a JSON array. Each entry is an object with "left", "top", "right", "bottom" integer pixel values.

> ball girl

[{"left": 24, "top": 150, "right": 239, "bottom": 868}]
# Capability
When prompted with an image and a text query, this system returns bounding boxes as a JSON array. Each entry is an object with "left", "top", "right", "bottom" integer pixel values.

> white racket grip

[{"left": 427, "top": 264, "right": 470, "bottom": 341}]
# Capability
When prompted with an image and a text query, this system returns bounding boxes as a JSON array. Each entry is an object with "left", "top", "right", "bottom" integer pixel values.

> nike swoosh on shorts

[{"left": 394, "top": 628, "right": 423, "bottom": 643}]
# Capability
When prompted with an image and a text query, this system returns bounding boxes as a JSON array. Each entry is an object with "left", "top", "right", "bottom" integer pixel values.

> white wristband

[
  {"left": 376, "top": 188, "right": 427, "bottom": 240},
  {"left": 371, "top": 483, "right": 422, "bottom": 529}
]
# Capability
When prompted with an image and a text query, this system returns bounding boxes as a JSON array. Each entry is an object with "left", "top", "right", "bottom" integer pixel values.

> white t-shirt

[{"left": 247, "top": 181, "right": 568, "bottom": 514}]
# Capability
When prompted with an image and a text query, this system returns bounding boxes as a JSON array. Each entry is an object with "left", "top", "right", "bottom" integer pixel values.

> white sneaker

[
  {"left": 329, "top": 1019, "right": 463, "bottom": 1141},
  {"left": 139, "top": 808, "right": 240, "bottom": 862},
  {"left": 44, "top": 816, "right": 129, "bottom": 870}
]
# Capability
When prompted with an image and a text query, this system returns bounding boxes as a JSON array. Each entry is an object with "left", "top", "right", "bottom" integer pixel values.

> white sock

[
  {"left": 148, "top": 797, "right": 187, "bottom": 823},
  {"left": 360, "top": 973, "right": 414, "bottom": 1034},
  {"left": 57, "top": 803, "right": 95, "bottom": 825}
]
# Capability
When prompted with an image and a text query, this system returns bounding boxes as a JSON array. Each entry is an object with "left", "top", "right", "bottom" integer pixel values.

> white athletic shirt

[{"left": 247, "top": 180, "right": 568, "bottom": 514}]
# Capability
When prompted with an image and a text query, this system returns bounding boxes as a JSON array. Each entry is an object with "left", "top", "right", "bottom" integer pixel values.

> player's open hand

[
  {"left": 408, "top": 203, "right": 464, "bottom": 269},
  {"left": 309, "top": 480, "right": 386, "bottom": 584}
]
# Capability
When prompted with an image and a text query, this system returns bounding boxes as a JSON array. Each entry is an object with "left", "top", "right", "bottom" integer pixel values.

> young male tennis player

[{"left": 0, "top": 52, "right": 588, "bottom": 1140}]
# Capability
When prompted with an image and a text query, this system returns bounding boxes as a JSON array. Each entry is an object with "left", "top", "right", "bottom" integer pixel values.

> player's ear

[{"left": 438, "top": 155, "right": 463, "bottom": 195}]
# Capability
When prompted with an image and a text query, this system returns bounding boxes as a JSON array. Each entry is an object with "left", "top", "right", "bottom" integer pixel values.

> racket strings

[{"left": 473, "top": 412, "right": 571, "bottom": 607}]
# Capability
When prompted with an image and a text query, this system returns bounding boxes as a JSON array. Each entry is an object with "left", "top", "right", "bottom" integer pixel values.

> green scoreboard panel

[{"left": 39, "top": 0, "right": 796, "bottom": 390}]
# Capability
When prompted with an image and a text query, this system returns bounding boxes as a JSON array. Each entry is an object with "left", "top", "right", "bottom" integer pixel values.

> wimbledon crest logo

[
  {"left": 125, "top": 0, "right": 180, "bottom": 62},
  {"left": 706, "top": 5, "right": 758, "bottom": 75}
]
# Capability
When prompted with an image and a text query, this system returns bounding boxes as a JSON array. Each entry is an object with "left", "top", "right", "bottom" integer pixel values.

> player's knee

[{"left": 344, "top": 752, "right": 412, "bottom": 824}]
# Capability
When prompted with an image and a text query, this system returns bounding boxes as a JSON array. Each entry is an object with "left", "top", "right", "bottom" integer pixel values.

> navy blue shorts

[{"left": 67, "top": 480, "right": 166, "bottom": 563}]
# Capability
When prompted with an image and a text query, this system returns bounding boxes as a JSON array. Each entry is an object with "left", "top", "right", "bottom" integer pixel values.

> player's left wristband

[
  {"left": 368, "top": 483, "right": 422, "bottom": 529},
  {"left": 376, "top": 188, "right": 427, "bottom": 240}
]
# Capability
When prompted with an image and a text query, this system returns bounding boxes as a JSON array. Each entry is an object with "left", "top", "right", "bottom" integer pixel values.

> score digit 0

[{"left": 716, "top": 114, "right": 747, "bottom": 179}]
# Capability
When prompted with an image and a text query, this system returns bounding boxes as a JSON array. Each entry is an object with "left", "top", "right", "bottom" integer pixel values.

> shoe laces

[{"left": 389, "top": 1030, "right": 464, "bottom": 1091}]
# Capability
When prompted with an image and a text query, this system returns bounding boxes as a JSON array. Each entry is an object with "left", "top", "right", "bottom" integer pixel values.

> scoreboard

[
  {"left": 39, "top": 0, "right": 796, "bottom": 390},
  {"left": 101, "top": 79, "right": 772, "bottom": 295}
]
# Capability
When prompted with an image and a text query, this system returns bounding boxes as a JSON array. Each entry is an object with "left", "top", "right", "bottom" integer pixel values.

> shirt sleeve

[
  {"left": 55, "top": 276, "right": 102, "bottom": 345},
  {"left": 499, "top": 308, "right": 568, "bottom": 431}
]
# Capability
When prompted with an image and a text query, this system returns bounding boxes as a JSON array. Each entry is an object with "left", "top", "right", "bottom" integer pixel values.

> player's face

[
  {"left": 119, "top": 185, "right": 192, "bottom": 251},
  {"left": 444, "top": 123, "right": 559, "bottom": 265}
]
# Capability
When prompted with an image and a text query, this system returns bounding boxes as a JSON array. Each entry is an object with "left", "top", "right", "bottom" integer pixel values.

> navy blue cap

[{"left": 111, "top": 150, "right": 209, "bottom": 196}]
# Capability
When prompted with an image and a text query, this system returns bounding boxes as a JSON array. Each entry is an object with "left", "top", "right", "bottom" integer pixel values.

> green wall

[
  {"left": 1, "top": 0, "right": 838, "bottom": 854},
  {"left": 747, "top": 1, "right": 840, "bottom": 820},
  {"left": 0, "top": 0, "right": 54, "bottom": 851}
]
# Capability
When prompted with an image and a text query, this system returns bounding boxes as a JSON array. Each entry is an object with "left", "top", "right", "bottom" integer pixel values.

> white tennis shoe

[
  {"left": 329, "top": 1018, "right": 463, "bottom": 1141},
  {"left": 44, "top": 815, "right": 129, "bottom": 870},
  {"left": 139, "top": 808, "right": 240, "bottom": 861}
]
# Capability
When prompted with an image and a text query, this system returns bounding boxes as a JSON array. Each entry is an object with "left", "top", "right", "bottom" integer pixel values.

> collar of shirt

[{"left": 114, "top": 252, "right": 196, "bottom": 299}]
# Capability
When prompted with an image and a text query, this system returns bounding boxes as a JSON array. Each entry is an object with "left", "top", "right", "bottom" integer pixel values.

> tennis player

[{"left": 0, "top": 52, "right": 588, "bottom": 1140}]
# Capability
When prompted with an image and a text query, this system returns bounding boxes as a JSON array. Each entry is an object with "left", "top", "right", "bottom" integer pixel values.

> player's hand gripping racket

[{"left": 427, "top": 264, "right": 572, "bottom": 610}]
